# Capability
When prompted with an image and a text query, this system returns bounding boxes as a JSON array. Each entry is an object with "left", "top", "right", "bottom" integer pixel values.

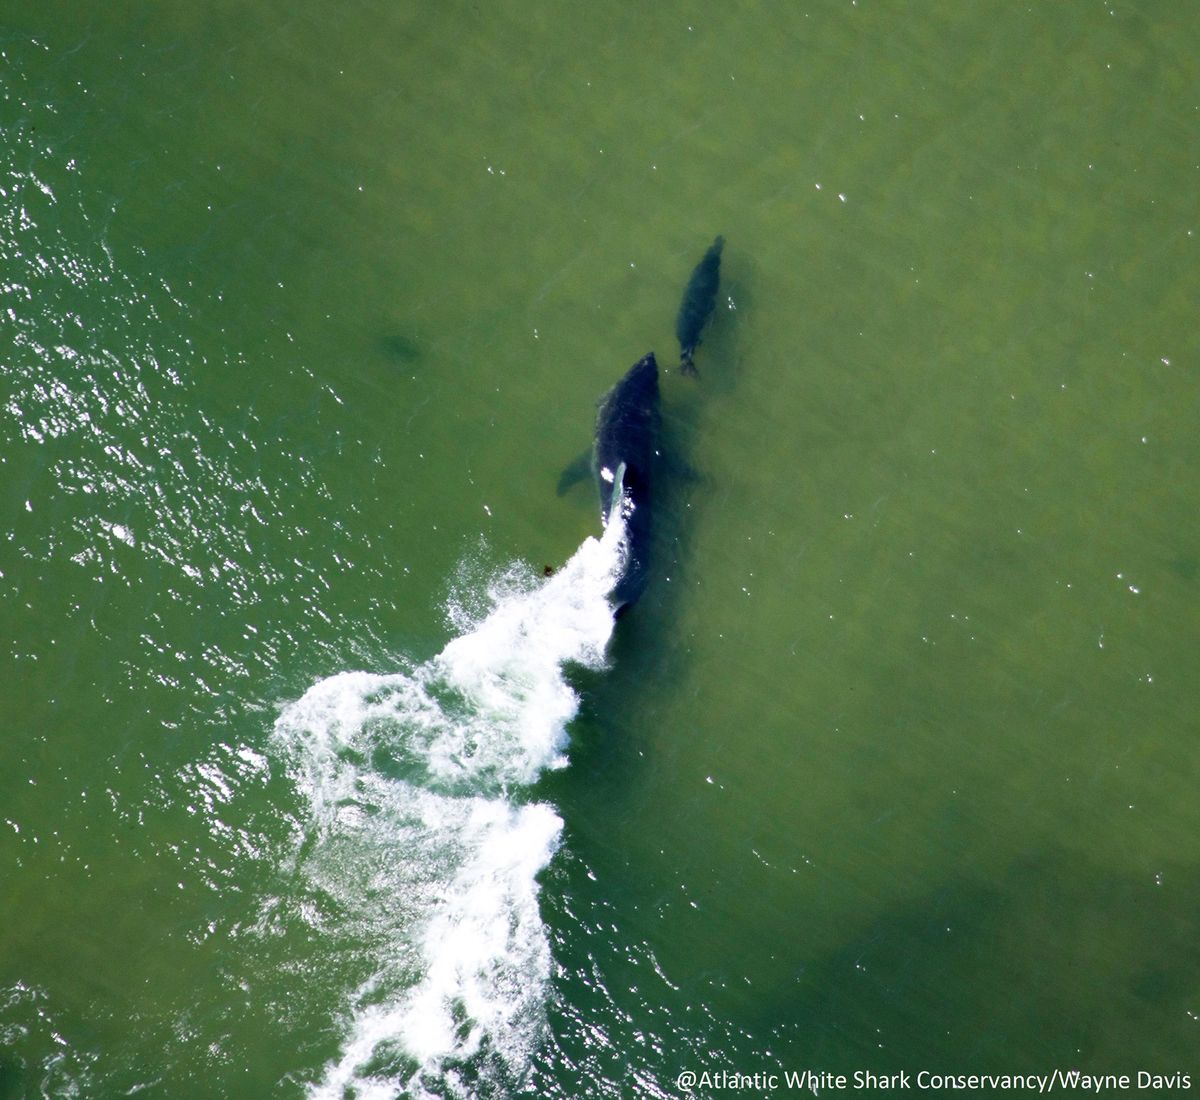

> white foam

[{"left": 274, "top": 516, "right": 628, "bottom": 1097}]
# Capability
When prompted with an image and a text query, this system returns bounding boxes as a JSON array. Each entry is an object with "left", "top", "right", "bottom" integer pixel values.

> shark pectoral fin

[
  {"left": 658, "top": 449, "right": 701, "bottom": 484},
  {"left": 556, "top": 450, "right": 592, "bottom": 496}
]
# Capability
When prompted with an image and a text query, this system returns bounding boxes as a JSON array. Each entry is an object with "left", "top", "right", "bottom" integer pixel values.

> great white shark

[
  {"left": 592, "top": 352, "right": 660, "bottom": 614},
  {"left": 558, "top": 235, "right": 726, "bottom": 612}
]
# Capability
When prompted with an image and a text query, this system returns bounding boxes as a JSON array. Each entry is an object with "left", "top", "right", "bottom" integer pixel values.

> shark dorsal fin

[{"left": 610, "top": 461, "right": 628, "bottom": 516}]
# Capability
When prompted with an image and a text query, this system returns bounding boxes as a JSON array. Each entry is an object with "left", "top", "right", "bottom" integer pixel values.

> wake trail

[{"left": 274, "top": 514, "right": 629, "bottom": 1098}]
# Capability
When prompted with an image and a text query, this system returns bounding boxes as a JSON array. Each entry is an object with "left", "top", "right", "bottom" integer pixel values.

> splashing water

[{"left": 274, "top": 514, "right": 628, "bottom": 1098}]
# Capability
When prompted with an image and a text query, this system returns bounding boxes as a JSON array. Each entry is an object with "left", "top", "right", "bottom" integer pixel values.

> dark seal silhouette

[{"left": 675, "top": 235, "right": 724, "bottom": 376}]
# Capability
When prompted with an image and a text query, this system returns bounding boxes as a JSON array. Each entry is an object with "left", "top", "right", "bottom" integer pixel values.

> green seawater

[{"left": 2, "top": 2, "right": 1198, "bottom": 1096}]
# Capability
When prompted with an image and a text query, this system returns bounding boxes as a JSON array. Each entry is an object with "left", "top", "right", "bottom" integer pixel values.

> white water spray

[{"left": 274, "top": 515, "right": 628, "bottom": 1098}]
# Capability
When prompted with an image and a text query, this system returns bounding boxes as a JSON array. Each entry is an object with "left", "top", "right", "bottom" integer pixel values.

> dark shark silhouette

[
  {"left": 675, "top": 235, "right": 724, "bottom": 376},
  {"left": 592, "top": 352, "right": 660, "bottom": 614}
]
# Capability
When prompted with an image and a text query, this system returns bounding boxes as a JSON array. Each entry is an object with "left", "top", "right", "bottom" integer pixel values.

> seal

[{"left": 675, "top": 235, "right": 724, "bottom": 375}]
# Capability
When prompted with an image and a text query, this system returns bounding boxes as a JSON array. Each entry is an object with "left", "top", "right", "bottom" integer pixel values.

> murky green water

[{"left": 2, "top": 2, "right": 1197, "bottom": 1097}]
